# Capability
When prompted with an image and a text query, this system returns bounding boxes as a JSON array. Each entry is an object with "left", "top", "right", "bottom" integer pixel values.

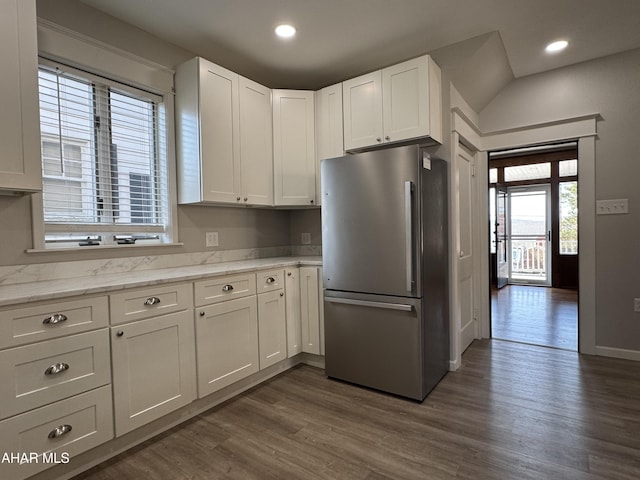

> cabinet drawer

[
  {"left": 0, "top": 385, "right": 114, "bottom": 480},
  {"left": 194, "top": 273, "right": 256, "bottom": 307},
  {"left": 0, "top": 329, "right": 111, "bottom": 420},
  {"left": 256, "top": 269, "right": 285, "bottom": 294},
  {"left": 110, "top": 283, "right": 192, "bottom": 325},
  {"left": 0, "top": 296, "right": 108, "bottom": 349}
]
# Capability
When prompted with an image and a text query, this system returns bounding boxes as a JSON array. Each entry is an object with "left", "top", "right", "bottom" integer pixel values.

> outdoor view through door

[{"left": 488, "top": 142, "right": 578, "bottom": 351}]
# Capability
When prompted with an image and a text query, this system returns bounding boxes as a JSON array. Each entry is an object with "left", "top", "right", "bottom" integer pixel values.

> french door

[{"left": 507, "top": 185, "right": 552, "bottom": 285}]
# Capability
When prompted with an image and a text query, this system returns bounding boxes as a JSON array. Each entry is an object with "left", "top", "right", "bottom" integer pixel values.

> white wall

[{"left": 480, "top": 47, "right": 640, "bottom": 352}]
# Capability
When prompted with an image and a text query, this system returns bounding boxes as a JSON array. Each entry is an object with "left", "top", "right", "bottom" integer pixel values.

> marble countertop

[{"left": 0, "top": 256, "right": 322, "bottom": 307}]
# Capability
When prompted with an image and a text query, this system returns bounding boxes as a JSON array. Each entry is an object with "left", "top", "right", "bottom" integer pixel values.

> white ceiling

[{"left": 77, "top": 0, "right": 640, "bottom": 95}]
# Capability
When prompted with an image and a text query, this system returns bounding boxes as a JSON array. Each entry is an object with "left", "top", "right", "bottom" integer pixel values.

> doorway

[{"left": 488, "top": 143, "right": 578, "bottom": 350}]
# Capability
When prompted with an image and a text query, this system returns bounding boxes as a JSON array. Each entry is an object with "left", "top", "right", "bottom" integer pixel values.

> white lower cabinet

[
  {"left": 257, "top": 289, "right": 287, "bottom": 369},
  {"left": 195, "top": 295, "right": 259, "bottom": 397},
  {"left": 300, "top": 267, "right": 323, "bottom": 355},
  {"left": 0, "top": 385, "right": 114, "bottom": 480},
  {"left": 110, "top": 310, "right": 196, "bottom": 436},
  {"left": 0, "top": 329, "right": 110, "bottom": 419},
  {"left": 285, "top": 268, "right": 302, "bottom": 357}
]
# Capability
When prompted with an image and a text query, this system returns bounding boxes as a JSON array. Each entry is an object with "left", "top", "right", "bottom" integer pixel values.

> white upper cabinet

[
  {"left": 175, "top": 57, "right": 273, "bottom": 205},
  {"left": 0, "top": 0, "right": 42, "bottom": 193},
  {"left": 342, "top": 55, "right": 442, "bottom": 151},
  {"left": 315, "top": 83, "right": 344, "bottom": 206},
  {"left": 342, "top": 70, "right": 383, "bottom": 151},
  {"left": 272, "top": 90, "right": 317, "bottom": 206},
  {"left": 239, "top": 77, "right": 274, "bottom": 206}
]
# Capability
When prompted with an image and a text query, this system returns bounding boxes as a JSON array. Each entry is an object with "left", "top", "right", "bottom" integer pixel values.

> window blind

[{"left": 37, "top": 61, "right": 169, "bottom": 246}]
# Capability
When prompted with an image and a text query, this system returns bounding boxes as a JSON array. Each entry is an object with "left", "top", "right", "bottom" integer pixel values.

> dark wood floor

[
  {"left": 74, "top": 339, "right": 640, "bottom": 480},
  {"left": 491, "top": 285, "right": 578, "bottom": 350}
]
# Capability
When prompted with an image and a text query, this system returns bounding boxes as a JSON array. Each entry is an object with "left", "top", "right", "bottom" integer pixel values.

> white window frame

[{"left": 31, "top": 20, "right": 179, "bottom": 251}]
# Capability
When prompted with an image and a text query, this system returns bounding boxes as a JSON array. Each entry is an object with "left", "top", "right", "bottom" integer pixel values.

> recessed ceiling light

[
  {"left": 275, "top": 24, "right": 296, "bottom": 39},
  {"left": 545, "top": 40, "right": 568, "bottom": 53}
]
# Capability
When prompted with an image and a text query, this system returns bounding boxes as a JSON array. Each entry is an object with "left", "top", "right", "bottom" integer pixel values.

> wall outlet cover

[
  {"left": 205, "top": 231, "right": 219, "bottom": 247},
  {"left": 301, "top": 232, "right": 311, "bottom": 245}
]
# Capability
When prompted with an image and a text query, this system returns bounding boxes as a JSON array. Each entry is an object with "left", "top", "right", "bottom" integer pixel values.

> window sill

[{"left": 26, "top": 242, "right": 184, "bottom": 254}]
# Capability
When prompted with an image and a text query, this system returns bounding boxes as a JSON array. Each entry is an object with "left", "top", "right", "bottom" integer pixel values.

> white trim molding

[
  {"left": 451, "top": 111, "right": 598, "bottom": 357},
  {"left": 36, "top": 19, "right": 175, "bottom": 95},
  {"left": 595, "top": 346, "right": 640, "bottom": 362}
]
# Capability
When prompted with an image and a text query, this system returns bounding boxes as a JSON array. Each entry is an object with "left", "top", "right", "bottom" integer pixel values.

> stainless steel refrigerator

[{"left": 321, "top": 144, "right": 449, "bottom": 401}]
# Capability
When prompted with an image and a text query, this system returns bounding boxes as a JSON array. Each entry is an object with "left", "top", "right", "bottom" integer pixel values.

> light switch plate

[
  {"left": 301, "top": 232, "right": 311, "bottom": 245},
  {"left": 596, "top": 199, "right": 629, "bottom": 215}
]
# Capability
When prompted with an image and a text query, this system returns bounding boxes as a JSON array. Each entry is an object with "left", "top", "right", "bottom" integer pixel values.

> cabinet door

[
  {"left": 300, "top": 267, "right": 321, "bottom": 355},
  {"left": 315, "top": 83, "right": 344, "bottom": 206},
  {"left": 195, "top": 296, "right": 259, "bottom": 397},
  {"left": 111, "top": 310, "right": 196, "bottom": 437},
  {"left": 285, "top": 268, "right": 301, "bottom": 357},
  {"left": 199, "top": 59, "right": 241, "bottom": 203},
  {"left": 342, "top": 70, "right": 383, "bottom": 151},
  {"left": 257, "top": 289, "right": 287, "bottom": 369},
  {"left": 0, "top": 385, "right": 113, "bottom": 480},
  {"left": 239, "top": 77, "right": 273, "bottom": 206},
  {"left": 0, "top": 0, "right": 41, "bottom": 193},
  {"left": 272, "top": 89, "right": 316, "bottom": 206},
  {"left": 382, "top": 56, "right": 429, "bottom": 144}
]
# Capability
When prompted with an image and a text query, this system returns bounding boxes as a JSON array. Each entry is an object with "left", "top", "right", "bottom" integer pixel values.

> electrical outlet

[
  {"left": 205, "top": 231, "right": 219, "bottom": 247},
  {"left": 301, "top": 232, "right": 311, "bottom": 245},
  {"left": 634, "top": 298, "right": 640, "bottom": 313}
]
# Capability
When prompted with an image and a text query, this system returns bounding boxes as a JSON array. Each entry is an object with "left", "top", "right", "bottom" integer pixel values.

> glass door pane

[{"left": 508, "top": 185, "right": 551, "bottom": 285}]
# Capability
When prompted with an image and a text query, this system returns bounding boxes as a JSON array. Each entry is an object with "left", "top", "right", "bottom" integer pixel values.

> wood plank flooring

[
  {"left": 491, "top": 285, "right": 578, "bottom": 350},
  {"left": 74, "top": 340, "right": 640, "bottom": 480}
]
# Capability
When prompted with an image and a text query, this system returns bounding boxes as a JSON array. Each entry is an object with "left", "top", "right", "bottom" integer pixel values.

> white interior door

[{"left": 455, "top": 141, "right": 477, "bottom": 355}]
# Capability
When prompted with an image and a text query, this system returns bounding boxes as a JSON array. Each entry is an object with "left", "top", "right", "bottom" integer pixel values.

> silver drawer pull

[
  {"left": 222, "top": 284, "right": 234, "bottom": 292},
  {"left": 44, "top": 362, "right": 70, "bottom": 376},
  {"left": 42, "top": 313, "right": 68, "bottom": 325},
  {"left": 266, "top": 277, "right": 276, "bottom": 284},
  {"left": 48, "top": 424, "right": 72, "bottom": 439},
  {"left": 144, "top": 297, "right": 161, "bottom": 306}
]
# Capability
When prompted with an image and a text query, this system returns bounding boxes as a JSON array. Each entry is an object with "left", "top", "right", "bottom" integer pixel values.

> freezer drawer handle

[
  {"left": 44, "top": 362, "right": 70, "bottom": 376},
  {"left": 325, "top": 297, "right": 413, "bottom": 312},
  {"left": 48, "top": 424, "right": 72, "bottom": 439},
  {"left": 42, "top": 313, "right": 68, "bottom": 325}
]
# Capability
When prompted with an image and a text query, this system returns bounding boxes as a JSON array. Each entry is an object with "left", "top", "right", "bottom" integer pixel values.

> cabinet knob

[
  {"left": 385, "top": 135, "right": 390, "bottom": 141},
  {"left": 266, "top": 277, "right": 276, "bottom": 284},
  {"left": 376, "top": 137, "right": 382, "bottom": 142},
  {"left": 280, "top": 292, "right": 284, "bottom": 297},
  {"left": 43, "top": 313, "right": 68, "bottom": 325},
  {"left": 222, "top": 284, "right": 234, "bottom": 292},
  {"left": 116, "top": 330, "right": 124, "bottom": 337},
  {"left": 236, "top": 196, "right": 241, "bottom": 201},
  {"left": 244, "top": 197, "right": 248, "bottom": 202},
  {"left": 199, "top": 311, "right": 205, "bottom": 317},
  {"left": 310, "top": 199, "right": 314, "bottom": 204},
  {"left": 48, "top": 424, "right": 72, "bottom": 439},
  {"left": 144, "top": 297, "right": 161, "bottom": 306},
  {"left": 287, "top": 272, "right": 292, "bottom": 276}
]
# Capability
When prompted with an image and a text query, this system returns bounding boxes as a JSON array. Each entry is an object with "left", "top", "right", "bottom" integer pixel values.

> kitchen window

[{"left": 36, "top": 60, "right": 172, "bottom": 248}]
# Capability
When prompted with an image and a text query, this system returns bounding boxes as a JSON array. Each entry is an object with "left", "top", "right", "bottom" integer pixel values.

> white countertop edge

[{"left": 0, "top": 256, "right": 322, "bottom": 307}]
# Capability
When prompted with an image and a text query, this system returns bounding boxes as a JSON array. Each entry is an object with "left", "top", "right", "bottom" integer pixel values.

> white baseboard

[
  {"left": 595, "top": 345, "right": 640, "bottom": 362},
  {"left": 449, "top": 358, "right": 461, "bottom": 371}
]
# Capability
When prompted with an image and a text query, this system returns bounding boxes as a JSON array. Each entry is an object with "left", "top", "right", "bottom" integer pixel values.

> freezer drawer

[{"left": 324, "top": 291, "right": 425, "bottom": 400}]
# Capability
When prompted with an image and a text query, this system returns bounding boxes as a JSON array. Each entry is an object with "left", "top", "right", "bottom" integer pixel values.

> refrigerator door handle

[
  {"left": 325, "top": 297, "right": 413, "bottom": 312},
  {"left": 404, "top": 181, "right": 414, "bottom": 292}
]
